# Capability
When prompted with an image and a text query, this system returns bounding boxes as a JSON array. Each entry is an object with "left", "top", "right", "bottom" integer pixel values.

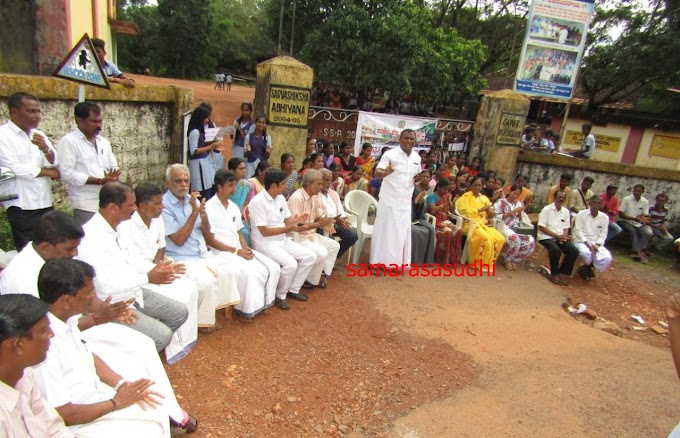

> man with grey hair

[
  {"left": 319, "top": 168, "right": 357, "bottom": 260},
  {"left": 161, "top": 164, "right": 240, "bottom": 334},
  {"left": 287, "top": 169, "right": 339, "bottom": 288}
]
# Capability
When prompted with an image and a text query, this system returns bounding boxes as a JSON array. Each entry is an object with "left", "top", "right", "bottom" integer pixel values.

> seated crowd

[{"left": 0, "top": 94, "right": 677, "bottom": 435}]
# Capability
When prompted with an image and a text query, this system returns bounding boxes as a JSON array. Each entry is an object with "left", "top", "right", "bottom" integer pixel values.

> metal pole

[
  {"left": 277, "top": 0, "right": 284, "bottom": 56},
  {"left": 558, "top": 101, "right": 571, "bottom": 153},
  {"left": 78, "top": 84, "right": 86, "bottom": 102},
  {"left": 290, "top": 0, "right": 296, "bottom": 56}
]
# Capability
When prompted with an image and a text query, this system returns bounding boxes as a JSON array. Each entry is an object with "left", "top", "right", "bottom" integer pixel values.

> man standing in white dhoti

[
  {"left": 0, "top": 211, "right": 198, "bottom": 434},
  {"left": 370, "top": 129, "right": 421, "bottom": 265},
  {"left": 287, "top": 169, "right": 339, "bottom": 288},
  {"left": 117, "top": 183, "right": 199, "bottom": 364},
  {"left": 77, "top": 182, "right": 189, "bottom": 353},
  {"left": 204, "top": 169, "right": 281, "bottom": 319},
  {"left": 161, "top": 164, "right": 240, "bottom": 334},
  {"left": 33, "top": 258, "right": 179, "bottom": 437},
  {"left": 249, "top": 169, "right": 316, "bottom": 310}
]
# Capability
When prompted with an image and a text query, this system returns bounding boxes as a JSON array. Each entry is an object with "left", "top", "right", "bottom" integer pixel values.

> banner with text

[
  {"left": 353, "top": 112, "right": 436, "bottom": 157},
  {"left": 514, "top": 0, "right": 594, "bottom": 100}
]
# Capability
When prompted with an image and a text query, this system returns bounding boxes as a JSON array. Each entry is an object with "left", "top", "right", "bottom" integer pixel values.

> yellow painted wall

[
  {"left": 68, "top": 0, "right": 113, "bottom": 54},
  {"left": 559, "top": 118, "right": 629, "bottom": 164},
  {"left": 636, "top": 129, "right": 680, "bottom": 170}
]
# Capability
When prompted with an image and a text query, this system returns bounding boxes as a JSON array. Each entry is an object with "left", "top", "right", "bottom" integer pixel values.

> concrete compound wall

[
  {"left": 0, "top": 74, "right": 192, "bottom": 208},
  {"left": 558, "top": 118, "right": 680, "bottom": 170},
  {"left": 517, "top": 152, "right": 680, "bottom": 233}
]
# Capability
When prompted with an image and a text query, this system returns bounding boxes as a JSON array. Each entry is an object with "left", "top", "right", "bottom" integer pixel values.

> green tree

[
  {"left": 211, "top": 0, "right": 277, "bottom": 73},
  {"left": 580, "top": 0, "right": 680, "bottom": 111},
  {"left": 157, "top": 0, "right": 216, "bottom": 78},
  {"left": 280, "top": 0, "right": 486, "bottom": 100},
  {"left": 117, "top": 4, "right": 161, "bottom": 74}
]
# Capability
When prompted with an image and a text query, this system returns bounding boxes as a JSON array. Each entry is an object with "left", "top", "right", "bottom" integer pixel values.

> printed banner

[
  {"left": 267, "top": 85, "right": 310, "bottom": 127},
  {"left": 353, "top": 112, "right": 436, "bottom": 157},
  {"left": 564, "top": 129, "right": 621, "bottom": 153},
  {"left": 514, "top": 0, "right": 594, "bottom": 100}
]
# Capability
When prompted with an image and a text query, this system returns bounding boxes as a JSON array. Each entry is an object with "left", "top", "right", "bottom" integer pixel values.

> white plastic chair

[
  {"left": 423, "top": 213, "right": 438, "bottom": 251},
  {"left": 344, "top": 190, "right": 379, "bottom": 264}
]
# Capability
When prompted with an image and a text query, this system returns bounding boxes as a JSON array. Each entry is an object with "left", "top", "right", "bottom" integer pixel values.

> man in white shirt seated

[
  {"left": 537, "top": 189, "right": 579, "bottom": 286},
  {"left": 117, "top": 183, "right": 199, "bottom": 364},
  {"left": 57, "top": 102, "right": 121, "bottom": 225},
  {"left": 319, "top": 168, "right": 358, "bottom": 262},
  {"left": 204, "top": 170, "right": 281, "bottom": 319},
  {"left": 617, "top": 183, "right": 653, "bottom": 263},
  {"left": 0, "top": 92, "right": 59, "bottom": 250},
  {"left": 287, "top": 170, "right": 339, "bottom": 288},
  {"left": 0, "top": 210, "right": 197, "bottom": 433},
  {"left": 161, "top": 164, "right": 240, "bottom": 334},
  {"left": 34, "top": 258, "right": 176, "bottom": 437},
  {"left": 0, "top": 294, "right": 73, "bottom": 438},
  {"left": 77, "top": 182, "right": 189, "bottom": 352},
  {"left": 249, "top": 168, "right": 316, "bottom": 310},
  {"left": 573, "top": 195, "right": 612, "bottom": 281}
]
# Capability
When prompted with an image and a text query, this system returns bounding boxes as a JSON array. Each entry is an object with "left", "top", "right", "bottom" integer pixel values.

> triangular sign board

[{"left": 53, "top": 33, "right": 110, "bottom": 89}]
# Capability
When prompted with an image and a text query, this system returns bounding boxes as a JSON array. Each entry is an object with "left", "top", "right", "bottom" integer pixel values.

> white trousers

[
  {"left": 299, "top": 234, "right": 340, "bottom": 278},
  {"left": 574, "top": 242, "right": 613, "bottom": 272},
  {"left": 143, "top": 276, "right": 198, "bottom": 364},
  {"left": 181, "top": 255, "right": 240, "bottom": 327},
  {"left": 82, "top": 323, "right": 183, "bottom": 423},
  {"left": 213, "top": 249, "right": 281, "bottom": 317},
  {"left": 370, "top": 204, "right": 411, "bottom": 265},
  {"left": 69, "top": 401, "right": 169, "bottom": 438},
  {"left": 256, "top": 239, "right": 316, "bottom": 297}
]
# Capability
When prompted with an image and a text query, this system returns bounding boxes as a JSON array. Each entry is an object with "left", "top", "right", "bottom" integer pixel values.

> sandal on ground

[
  {"left": 198, "top": 326, "right": 216, "bottom": 335},
  {"left": 630, "top": 254, "right": 641, "bottom": 261},
  {"left": 170, "top": 414, "right": 199, "bottom": 434},
  {"left": 318, "top": 277, "right": 328, "bottom": 288},
  {"left": 548, "top": 275, "right": 565, "bottom": 285},
  {"left": 504, "top": 262, "right": 513, "bottom": 271}
]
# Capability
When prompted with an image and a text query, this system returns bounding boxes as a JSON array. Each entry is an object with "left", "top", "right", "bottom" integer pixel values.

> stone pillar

[
  {"left": 33, "top": 0, "right": 70, "bottom": 76},
  {"left": 254, "top": 56, "right": 313, "bottom": 164},
  {"left": 468, "top": 90, "right": 531, "bottom": 183}
]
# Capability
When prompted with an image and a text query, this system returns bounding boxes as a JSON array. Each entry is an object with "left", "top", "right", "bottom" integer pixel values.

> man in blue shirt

[
  {"left": 92, "top": 38, "right": 135, "bottom": 88},
  {"left": 161, "top": 164, "right": 240, "bottom": 333}
]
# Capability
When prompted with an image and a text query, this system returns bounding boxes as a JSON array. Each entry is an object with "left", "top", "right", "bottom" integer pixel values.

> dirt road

[{"left": 126, "top": 75, "right": 679, "bottom": 437}]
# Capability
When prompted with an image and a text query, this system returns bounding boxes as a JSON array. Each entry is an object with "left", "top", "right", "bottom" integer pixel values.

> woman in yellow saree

[{"left": 456, "top": 177, "right": 505, "bottom": 266}]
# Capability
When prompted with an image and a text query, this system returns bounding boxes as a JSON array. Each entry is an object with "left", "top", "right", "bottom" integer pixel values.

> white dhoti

[
  {"left": 574, "top": 242, "right": 612, "bottom": 272},
  {"left": 81, "top": 323, "right": 184, "bottom": 423},
  {"left": 181, "top": 256, "right": 240, "bottom": 327},
  {"left": 256, "top": 239, "right": 316, "bottom": 297},
  {"left": 70, "top": 398, "right": 169, "bottom": 438},
  {"left": 143, "top": 276, "right": 198, "bottom": 364},
  {"left": 213, "top": 250, "right": 281, "bottom": 317},
  {"left": 370, "top": 203, "right": 411, "bottom": 265},
  {"left": 299, "top": 234, "right": 340, "bottom": 280}
]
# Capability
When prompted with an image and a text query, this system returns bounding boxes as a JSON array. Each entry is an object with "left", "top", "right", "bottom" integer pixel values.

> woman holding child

[{"left": 494, "top": 184, "right": 536, "bottom": 270}]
